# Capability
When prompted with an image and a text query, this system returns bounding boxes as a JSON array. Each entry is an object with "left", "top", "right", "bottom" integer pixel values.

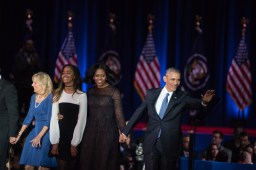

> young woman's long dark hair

[{"left": 54, "top": 64, "right": 82, "bottom": 101}]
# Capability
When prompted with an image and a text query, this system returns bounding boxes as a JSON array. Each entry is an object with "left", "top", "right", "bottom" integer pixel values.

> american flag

[
  {"left": 54, "top": 31, "right": 78, "bottom": 82},
  {"left": 134, "top": 32, "right": 160, "bottom": 100},
  {"left": 226, "top": 36, "right": 252, "bottom": 110}
]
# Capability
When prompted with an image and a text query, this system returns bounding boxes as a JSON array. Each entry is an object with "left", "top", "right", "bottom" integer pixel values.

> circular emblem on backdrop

[
  {"left": 99, "top": 50, "right": 121, "bottom": 76},
  {"left": 184, "top": 53, "right": 209, "bottom": 91}
]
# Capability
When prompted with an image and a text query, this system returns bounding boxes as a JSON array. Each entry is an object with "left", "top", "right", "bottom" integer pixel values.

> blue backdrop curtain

[{"left": 1, "top": 0, "right": 255, "bottom": 127}]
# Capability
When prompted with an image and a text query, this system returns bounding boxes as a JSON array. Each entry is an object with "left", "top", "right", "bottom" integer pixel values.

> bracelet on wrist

[{"left": 17, "top": 131, "right": 23, "bottom": 137}]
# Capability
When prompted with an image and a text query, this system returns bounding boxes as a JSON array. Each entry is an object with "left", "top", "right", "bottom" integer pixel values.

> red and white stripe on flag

[
  {"left": 134, "top": 32, "right": 160, "bottom": 100},
  {"left": 54, "top": 31, "right": 78, "bottom": 83},
  {"left": 226, "top": 37, "right": 252, "bottom": 110}
]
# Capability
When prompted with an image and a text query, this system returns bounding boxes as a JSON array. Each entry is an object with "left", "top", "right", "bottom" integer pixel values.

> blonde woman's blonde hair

[{"left": 32, "top": 72, "right": 53, "bottom": 95}]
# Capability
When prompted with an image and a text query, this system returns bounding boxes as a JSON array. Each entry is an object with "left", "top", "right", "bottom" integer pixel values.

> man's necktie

[
  {"left": 159, "top": 93, "right": 169, "bottom": 119},
  {"left": 158, "top": 93, "right": 170, "bottom": 138}
]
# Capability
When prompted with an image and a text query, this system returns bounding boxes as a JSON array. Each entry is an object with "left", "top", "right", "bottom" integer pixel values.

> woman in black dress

[
  {"left": 80, "top": 63, "right": 126, "bottom": 170},
  {"left": 50, "top": 64, "right": 87, "bottom": 170}
]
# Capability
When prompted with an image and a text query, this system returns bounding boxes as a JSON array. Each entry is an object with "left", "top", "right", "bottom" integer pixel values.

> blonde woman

[{"left": 15, "top": 72, "right": 57, "bottom": 170}]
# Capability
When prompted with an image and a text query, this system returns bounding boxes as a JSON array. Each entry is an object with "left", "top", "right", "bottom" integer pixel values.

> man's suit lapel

[
  {"left": 149, "top": 88, "right": 162, "bottom": 116},
  {"left": 163, "top": 91, "right": 179, "bottom": 118}
]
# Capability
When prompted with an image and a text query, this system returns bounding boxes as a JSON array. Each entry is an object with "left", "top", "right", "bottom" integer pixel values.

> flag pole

[
  {"left": 54, "top": 11, "right": 78, "bottom": 83},
  {"left": 147, "top": 14, "right": 153, "bottom": 33},
  {"left": 189, "top": 15, "right": 202, "bottom": 130},
  {"left": 109, "top": 12, "right": 116, "bottom": 32},
  {"left": 134, "top": 14, "right": 155, "bottom": 100},
  {"left": 241, "top": 17, "right": 248, "bottom": 38},
  {"left": 240, "top": 17, "right": 248, "bottom": 125},
  {"left": 188, "top": 15, "right": 202, "bottom": 170},
  {"left": 134, "top": 14, "right": 160, "bottom": 101},
  {"left": 227, "top": 16, "right": 252, "bottom": 127},
  {"left": 195, "top": 15, "right": 202, "bottom": 34},
  {"left": 25, "top": 9, "right": 33, "bottom": 32},
  {"left": 67, "top": 11, "right": 73, "bottom": 31}
]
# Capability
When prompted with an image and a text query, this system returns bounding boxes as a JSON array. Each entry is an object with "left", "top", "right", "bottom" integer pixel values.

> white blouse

[{"left": 50, "top": 90, "right": 87, "bottom": 146}]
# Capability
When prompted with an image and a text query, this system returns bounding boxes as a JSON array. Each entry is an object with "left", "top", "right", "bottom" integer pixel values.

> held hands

[
  {"left": 9, "top": 137, "right": 16, "bottom": 144},
  {"left": 201, "top": 90, "right": 215, "bottom": 104},
  {"left": 119, "top": 133, "right": 128, "bottom": 143},
  {"left": 13, "top": 131, "right": 23, "bottom": 144}
]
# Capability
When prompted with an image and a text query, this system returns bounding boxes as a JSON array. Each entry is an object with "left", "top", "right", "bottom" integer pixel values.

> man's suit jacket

[
  {"left": 0, "top": 78, "right": 19, "bottom": 169},
  {"left": 0, "top": 78, "right": 19, "bottom": 138},
  {"left": 123, "top": 88, "right": 205, "bottom": 158}
]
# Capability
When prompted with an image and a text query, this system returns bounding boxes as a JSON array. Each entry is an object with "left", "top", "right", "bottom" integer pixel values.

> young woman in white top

[{"left": 50, "top": 64, "right": 87, "bottom": 170}]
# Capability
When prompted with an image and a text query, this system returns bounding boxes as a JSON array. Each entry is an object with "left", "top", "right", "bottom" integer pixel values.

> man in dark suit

[
  {"left": 119, "top": 67, "right": 215, "bottom": 170},
  {"left": 0, "top": 68, "right": 19, "bottom": 170}
]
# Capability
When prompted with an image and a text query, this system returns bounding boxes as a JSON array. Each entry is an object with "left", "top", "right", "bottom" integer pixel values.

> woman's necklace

[{"left": 35, "top": 94, "right": 45, "bottom": 108}]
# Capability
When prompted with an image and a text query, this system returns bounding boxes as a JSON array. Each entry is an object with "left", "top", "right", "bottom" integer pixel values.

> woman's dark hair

[
  {"left": 84, "top": 62, "right": 120, "bottom": 85},
  {"left": 205, "top": 143, "right": 220, "bottom": 161},
  {"left": 54, "top": 64, "right": 82, "bottom": 101}
]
